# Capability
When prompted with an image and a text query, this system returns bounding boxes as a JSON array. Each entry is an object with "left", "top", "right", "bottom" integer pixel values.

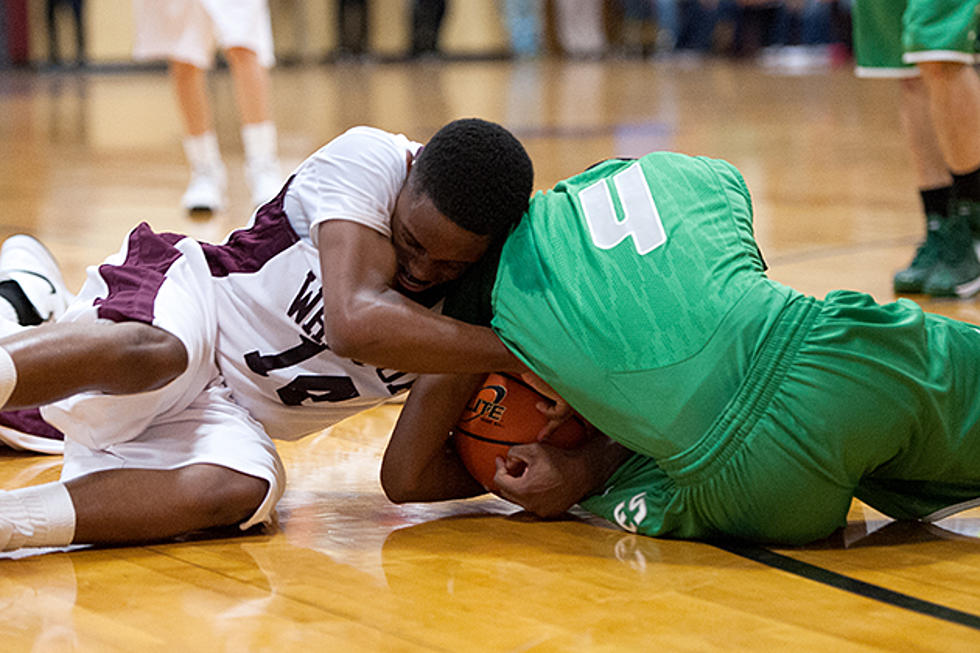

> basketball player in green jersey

[
  {"left": 853, "top": 0, "right": 980, "bottom": 297},
  {"left": 381, "top": 152, "right": 980, "bottom": 545}
]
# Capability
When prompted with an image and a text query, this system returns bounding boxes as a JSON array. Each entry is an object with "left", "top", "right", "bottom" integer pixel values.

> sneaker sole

[
  {"left": 893, "top": 281, "right": 925, "bottom": 294},
  {"left": 955, "top": 274, "right": 980, "bottom": 299}
]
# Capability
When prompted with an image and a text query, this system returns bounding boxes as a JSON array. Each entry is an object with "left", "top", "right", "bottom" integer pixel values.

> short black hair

[{"left": 412, "top": 118, "right": 533, "bottom": 238}]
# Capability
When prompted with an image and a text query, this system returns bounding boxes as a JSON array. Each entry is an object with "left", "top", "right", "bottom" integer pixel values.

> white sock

[
  {"left": 0, "top": 345, "right": 16, "bottom": 409},
  {"left": 241, "top": 121, "right": 279, "bottom": 165},
  {"left": 0, "top": 482, "right": 76, "bottom": 551},
  {"left": 182, "top": 131, "right": 224, "bottom": 173}
]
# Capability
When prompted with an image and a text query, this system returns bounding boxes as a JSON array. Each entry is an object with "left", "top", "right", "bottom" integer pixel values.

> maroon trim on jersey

[
  {"left": 200, "top": 176, "right": 299, "bottom": 278},
  {"left": 94, "top": 223, "right": 184, "bottom": 324},
  {"left": 0, "top": 408, "right": 64, "bottom": 440},
  {"left": 91, "top": 177, "right": 296, "bottom": 324}
]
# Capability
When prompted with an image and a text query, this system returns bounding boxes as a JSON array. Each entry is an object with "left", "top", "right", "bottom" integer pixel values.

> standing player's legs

[
  {"left": 852, "top": 0, "right": 976, "bottom": 294},
  {"left": 212, "top": 0, "right": 281, "bottom": 207},
  {"left": 903, "top": 0, "right": 980, "bottom": 295},
  {"left": 893, "top": 78, "right": 955, "bottom": 291},
  {"left": 206, "top": 0, "right": 284, "bottom": 206},
  {"left": 225, "top": 46, "right": 281, "bottom": 207},
  {"left": 171, "top": 58, "right": 228, "bottom": 213},
  {"left": 133, "top": 0, "right": 229, "bottom": 213},
  {"left": 917, "top": 61, "right": 980, "bottom": 174}
]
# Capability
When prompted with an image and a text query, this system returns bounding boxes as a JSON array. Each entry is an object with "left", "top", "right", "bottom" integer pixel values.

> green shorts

[
  {"left": 582, "top": 290, "right": 980, "bottom": 544},
  {"left": 853, "top": 0, "right": 979, "bottom": 77}
]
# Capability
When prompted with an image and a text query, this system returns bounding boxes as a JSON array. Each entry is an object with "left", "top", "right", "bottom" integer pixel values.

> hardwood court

[{"left": 2, "top": 58, "right": 980, "bottom": 650}]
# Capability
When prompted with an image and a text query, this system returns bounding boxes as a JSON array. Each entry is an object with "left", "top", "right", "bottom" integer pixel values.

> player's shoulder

[
  {"left": 319, "top": 126, "right": 419, "bottom": 158},
  {"left": 293, "top": 127, "right": 421, "bottom": 183}
]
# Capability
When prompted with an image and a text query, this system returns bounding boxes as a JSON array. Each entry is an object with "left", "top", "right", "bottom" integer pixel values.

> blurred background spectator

[{"left": 45, "top": 0, "right": 86, "bottom": 67}]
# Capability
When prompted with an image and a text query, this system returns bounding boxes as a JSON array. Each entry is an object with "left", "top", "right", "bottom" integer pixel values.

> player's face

[{"left": 391, "top": 186, "right": 491, "bottom": 294}]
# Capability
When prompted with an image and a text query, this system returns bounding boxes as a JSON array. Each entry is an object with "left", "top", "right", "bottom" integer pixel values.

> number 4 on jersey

[{"left": 578, "top": 162, "right": 666, "bottom": 255}]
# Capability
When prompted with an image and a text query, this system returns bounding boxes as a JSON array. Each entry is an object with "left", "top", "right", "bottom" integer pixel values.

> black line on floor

[{"left": 715, "top": 542, "right": 980, "bottom": 631}]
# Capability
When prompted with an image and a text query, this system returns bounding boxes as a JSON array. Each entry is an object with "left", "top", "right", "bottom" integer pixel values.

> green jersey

[
  {"left": 486, "top": 153, "right": 795, "bottom": 459},
  {"left": 446, "top": 152, "right": 980, "bottom": 543}
]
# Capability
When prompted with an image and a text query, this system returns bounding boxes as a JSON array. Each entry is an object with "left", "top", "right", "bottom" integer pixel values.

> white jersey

[
  {"left": 206, "top": 127, "right": 426, "bottom": 438},
  {"left": 5, "top": 127, "right": 428, "bottom": 525},
  {"left": 39, "top": 127, "right": 426, "bottom": 443}
]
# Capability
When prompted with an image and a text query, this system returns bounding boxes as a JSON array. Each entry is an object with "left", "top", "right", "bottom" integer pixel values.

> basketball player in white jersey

[{"left": 0, "top": 118, "right": 533, "bottom": 552}]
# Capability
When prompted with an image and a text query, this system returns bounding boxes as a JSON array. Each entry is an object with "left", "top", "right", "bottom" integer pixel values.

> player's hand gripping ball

[{"left": 454, "top": 372, "right": 591, "bottom": 491}]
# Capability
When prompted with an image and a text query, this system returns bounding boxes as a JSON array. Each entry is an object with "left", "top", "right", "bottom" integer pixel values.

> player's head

[{"left": 391, "top": 118, "right": 533, "bottom": 294}]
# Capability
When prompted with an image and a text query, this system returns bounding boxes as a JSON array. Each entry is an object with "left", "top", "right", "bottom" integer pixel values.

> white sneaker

[
  {"left": 181, "top": 166, "right": 226, "bottom": 213},
  {"left": 245, "top": 158, "right": 282, "bottom": 207},
  {"left": 0, "top": 235, "right": 74, "bottom": 323}
]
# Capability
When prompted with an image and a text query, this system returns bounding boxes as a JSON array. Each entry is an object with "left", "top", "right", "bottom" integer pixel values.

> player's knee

[
  {"left": 224, "top": 46, "right": 258, "bottom": 67},
  {"left": 916, "top": 61, "right": 961, "bottom": 85},
  {"left": 108, "top": 323, "right": 188, "bottom": 393},
  {"left": 180, "top": 465, "right": 268, "bottom": 527},
  {"left": 211, "top": 473, "right": 267, "bottom": 525}
]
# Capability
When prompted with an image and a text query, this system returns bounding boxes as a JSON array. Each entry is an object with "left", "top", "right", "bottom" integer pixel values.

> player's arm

[
  {"left": 493, "top": 436, "right": 633, "bottom": 518},
  {"left": 318, "top": 220, "right": 525, "bottom": 374},
  {"left": 381, "top": 373, "right": 487, "bottom": 502}
]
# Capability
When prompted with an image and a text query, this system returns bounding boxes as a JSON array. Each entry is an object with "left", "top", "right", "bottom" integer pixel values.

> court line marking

[{"left": 715, "top": 542, "right": 980, "bottom": 631}]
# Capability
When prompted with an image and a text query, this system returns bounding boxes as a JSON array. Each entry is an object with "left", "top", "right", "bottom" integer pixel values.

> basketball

[{"left": 453, "top": 372, "right": 591, "bottom": 491}]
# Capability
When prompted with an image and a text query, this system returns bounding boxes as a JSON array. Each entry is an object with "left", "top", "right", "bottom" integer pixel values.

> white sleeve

[{"left": 283, "top": 126, "right": 423, "bottom": 247}]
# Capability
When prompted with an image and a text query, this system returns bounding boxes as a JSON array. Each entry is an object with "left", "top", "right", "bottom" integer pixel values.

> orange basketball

[{"left": 454, "top": 372, "right": 591, "bottom": 491}]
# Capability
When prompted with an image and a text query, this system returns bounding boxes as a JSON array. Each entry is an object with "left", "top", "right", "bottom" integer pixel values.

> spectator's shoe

[
  {"left": 0, "top": 235, "right": 74, "bottom": 324},
  {"left": 245, "top": 157, "right": 282, "bottom": 208},
  {"left": 893, "top": 215, "right": 942, "bottom": 294},
  {"left": 181, "top": 165, "right": 226, "bottom": 213},
  {"left": 922, "top": 213, "right": 980, "bottom": 298}
]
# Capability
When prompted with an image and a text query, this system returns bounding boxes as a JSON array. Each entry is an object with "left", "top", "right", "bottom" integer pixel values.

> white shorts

[
  {"left": 40, "top": 225, "right": 285, "bottom": 529},
  {"left": 132, "top": 0, "right": 275, "bottom": 70}
]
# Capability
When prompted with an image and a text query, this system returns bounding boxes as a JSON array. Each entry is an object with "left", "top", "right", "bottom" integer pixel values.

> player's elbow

[
  {"left": 379, "top": 458, "right": 424, "bottom": 504},
  {"left": 380, "top": 467, "right": 412, "bottom": 504},
  {"left": 323, "top": 312, "right": 377, "bottom": 360}
]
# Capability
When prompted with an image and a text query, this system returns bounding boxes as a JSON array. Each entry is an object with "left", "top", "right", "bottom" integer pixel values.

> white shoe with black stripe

[{"left": 0, "top": 235, "right": 74, "bottom": 324}]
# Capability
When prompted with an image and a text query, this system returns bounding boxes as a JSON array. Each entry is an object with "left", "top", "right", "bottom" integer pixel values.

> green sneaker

[
  {"left": 955, "top": 198, "right": 980, "bottom": 239},
  {"left": 893, "top": 216, "right": 943, "bottom": 294},
  {"left": 922, "top": 212, "right": 980, "bottom": 298}
]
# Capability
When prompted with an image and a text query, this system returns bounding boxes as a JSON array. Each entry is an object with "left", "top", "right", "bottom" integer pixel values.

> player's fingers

[
  {"left": 537, "top": 407, "right": 572, "bottom": 440},
  {"left": 492, "top": 457, "right": 527, "bottom": 501},
  {"left": 505, "top": 443, "right": 539, "bottom": 463}
]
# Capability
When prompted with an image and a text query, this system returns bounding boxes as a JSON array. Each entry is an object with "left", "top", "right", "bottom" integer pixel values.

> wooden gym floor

[{"left": 1, "top": 57, "right": 979, "bottom": 651}]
